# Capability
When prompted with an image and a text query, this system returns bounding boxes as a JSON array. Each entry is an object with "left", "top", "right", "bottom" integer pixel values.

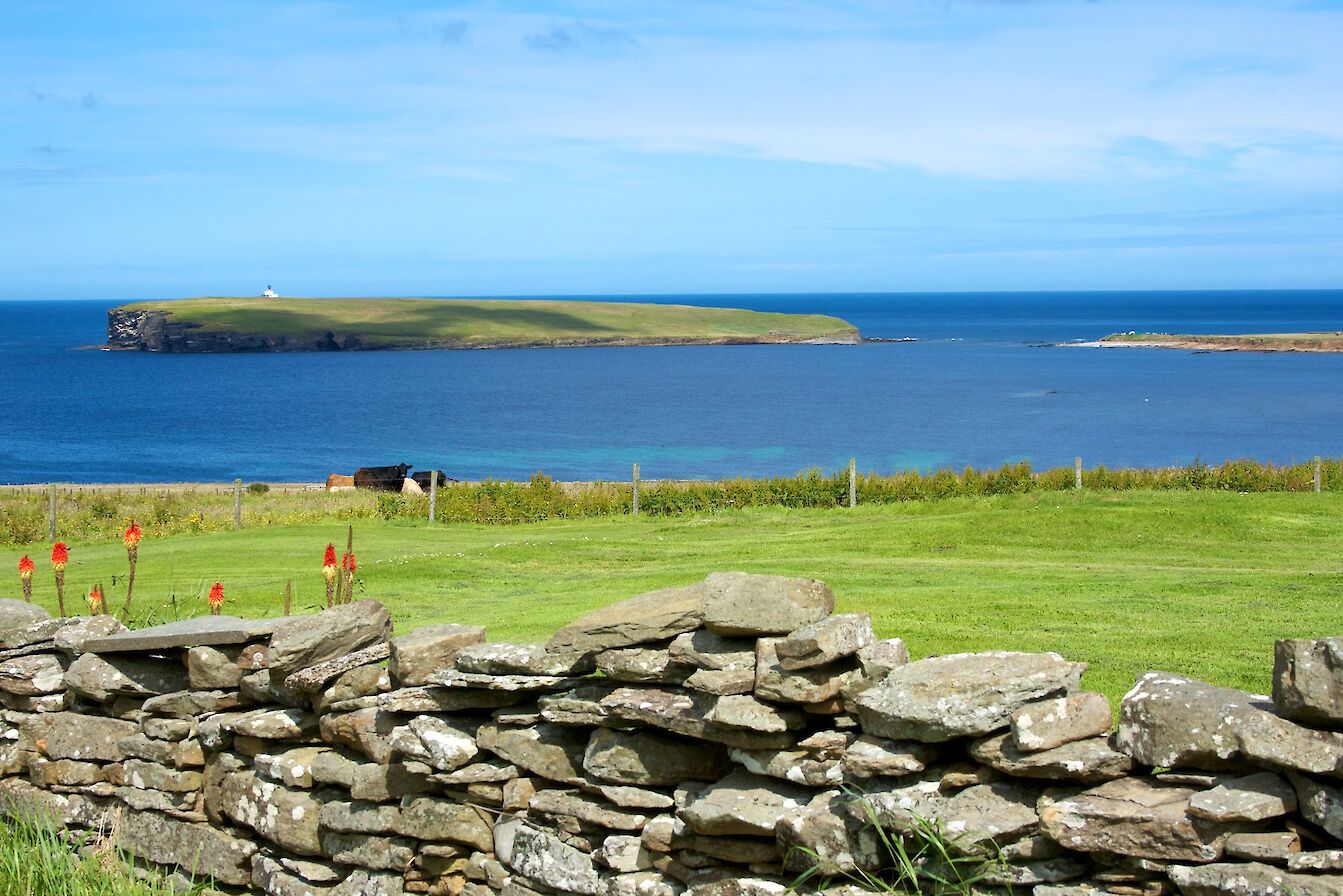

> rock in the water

[
  {"left": 268, "top": 600, "right": 392, "bottom": 686},
  {"left": 0, "top": 599, "right": 49, "bottom": 639},
  {"left": 63, "top": 652, "right": 191, "bottom": 702},
  {"left": 854, "top": 651, "right": 1084, "bottom": 743},
  {"left": 117, "top": 804, "right": 258, "bottom": 886},
  {"left": 1116, "top": 672, "right": 1343, "bottom": 776},
  {"left": 389, "top": 623, "right": 486, "bottom": 686},
  {"left": 775, "top": 613, "right": 873, "bottom": 671},
  {"left": 678, "top": 769, "right": 813, "bottom": 837},
  {"left": 455, "top": 642, "right": 595, "bottom": 676},
  {"left": 477, "top": 722, "right": 587, "bottom": 785},
  {"left": 1011, "top": 692, "right": 1112, "bottom": 752},
  {"left": 1168, "top": 861, "right": 1342, "bottom": 896},
  {"left": 1274, "top": 637, "right": 1343, "bottom": 728},
  {"left": 389, "top": 715, "right": 479, "bottom": 771},
  {"left": 969, "top": 732, "right": 1132, "bottom": 784},
  {"left": 584, "top": 727, "right": 729, "bottom": 786},
  {"left": 495, "top": 818, "right": 599, "bottom": 895},
  {"left": 22, "top": 712, "right": 136, "bottom": 762},
  {"left": 1039, "top": 777, "right": 1228, "bottom": 862},
  {"left": 1188, "top": 771, "right": 1297, "bottom": 822},
  {"left": 701, "top": 572, "right": 834, "bottom": 636},
  {"left": 548, "top": 584, "right": 705, "bottom": 655}
]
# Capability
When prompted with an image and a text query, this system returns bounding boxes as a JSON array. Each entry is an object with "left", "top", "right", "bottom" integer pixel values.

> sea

[{"left": 1, "top": 291, "right": 1341, "bottom": 484}]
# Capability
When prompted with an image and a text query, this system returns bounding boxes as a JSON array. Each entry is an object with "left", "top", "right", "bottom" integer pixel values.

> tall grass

[
  {"left": 0, "top": 813, "right": 191, "bottom": 896},
  {"left": 2, "top": 456, "right": 1338, "bottom": 546}
]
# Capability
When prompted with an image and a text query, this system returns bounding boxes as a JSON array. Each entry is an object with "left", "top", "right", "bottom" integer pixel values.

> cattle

[
  {"left": 325, "top": 474, "right": 355, "bottom": 491},
  {"left": 353, "top": 464, "right": 412, "bottom": 491},
  {"left": 410, "top": 470, "right": 454, "bottom": 491}
]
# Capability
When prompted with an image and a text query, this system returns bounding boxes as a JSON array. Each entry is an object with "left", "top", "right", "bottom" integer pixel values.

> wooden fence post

[
  {"left": 48, "top": 485, "right": 57, "bottom": 540},
  {"left": 632, "top": 464, "right": 640, "bottom": 517},
  {"left": 283, "top": 580, "right": 292, "bottom": 616},
  {"left": 1315, "top": 456, "right": 1323, "bottom": 493},
  {"left": 1075, "top": 457, "right": 1083, "bottom": 490},
  {"left": 428, "top": 470, "right": 438, "bottom": 523},
  {"left": 848, "top": 458, "right": 857, "bottom": 509},
  {"left": 233, "top": 479, "right": 242, "bottom": 529}
]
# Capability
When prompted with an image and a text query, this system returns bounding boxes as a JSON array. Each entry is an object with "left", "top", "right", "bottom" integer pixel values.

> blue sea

[{"left": 1, "top": 291, "right": 1340, "bottom": 484}]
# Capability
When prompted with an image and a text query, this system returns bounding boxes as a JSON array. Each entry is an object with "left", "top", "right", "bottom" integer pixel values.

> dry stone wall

[{"left": 3, "top": 574, "right": 1343, "bottom": 896}]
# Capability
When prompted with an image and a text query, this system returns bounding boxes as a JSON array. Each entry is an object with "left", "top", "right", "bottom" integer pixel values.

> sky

[{"left": 3, "top": 0, "right": 1342, "bottom": 299}]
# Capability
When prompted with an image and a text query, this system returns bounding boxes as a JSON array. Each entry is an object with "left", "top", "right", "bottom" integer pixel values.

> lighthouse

[{"left": 262, "top": 285, "right": 278, "bottom": 298}]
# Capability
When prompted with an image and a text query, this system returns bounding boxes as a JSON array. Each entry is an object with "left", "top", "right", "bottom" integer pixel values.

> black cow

[
  {"left": 411, "top": 470, "right": 456, "bottom": 491},
  {"left": 354, "top": 463, "right": 412, "bottom": 491}
]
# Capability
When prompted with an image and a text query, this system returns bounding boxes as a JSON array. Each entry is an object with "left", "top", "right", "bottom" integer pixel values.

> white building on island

[{"left": 262, "top": 285, "right": 278, "bottom": 298}]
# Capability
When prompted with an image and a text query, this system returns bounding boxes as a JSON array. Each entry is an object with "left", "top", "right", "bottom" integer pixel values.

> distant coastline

[
  {"left": 1070, "top": 331, "right": 1343, "bottom": 353},
  {"left": 105, "top": 296, "right": 860, "bottom": 353}
]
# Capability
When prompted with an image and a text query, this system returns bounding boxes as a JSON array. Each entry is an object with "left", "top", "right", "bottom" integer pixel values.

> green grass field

[
  {"left": 114, "top": 297, "right": 858, "bottom": 348},
  {"left": 10, "top": 490, "right": 1340, "bottom": 705},
  {"left": 1101, "top": 331, "right": 1343, "bottom": 351}
]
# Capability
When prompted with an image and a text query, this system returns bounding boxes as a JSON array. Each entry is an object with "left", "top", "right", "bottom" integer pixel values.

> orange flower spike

[
  {"left": 123, "top": 520, "right": 142, "bottom": 549},
  {"left": 87, "top": 586, "right": 103, "bottom": 613},
  {"left": 50, "top": 542, "right": 68, "bottom": 572},
  {"left": 344, "top": 552, "right": 357, "bottom": 574},
  {"left": 18, "top": 555, "right": 34, "bottom": 580},
  {"left": 322, "top": 544, "right": 337, "bottom": 579},
  {"left": 207, "top": 582, "right": 225, "bottom": 614}
]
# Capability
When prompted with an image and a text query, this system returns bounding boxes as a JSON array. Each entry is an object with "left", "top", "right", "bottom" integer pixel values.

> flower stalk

[
  {"left": 18, "top": 555, "right": 34, "bottom": 603},
  {"left": 120, "top": 520, "right": 141, "bottom": 620},
  {"left": 50, "top": 542, "right": 68, "bottom": 618}
]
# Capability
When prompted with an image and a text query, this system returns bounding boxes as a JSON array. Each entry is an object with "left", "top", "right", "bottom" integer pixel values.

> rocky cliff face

[{"left": 106, "top": 308, "right": 363, "bottom": 352}]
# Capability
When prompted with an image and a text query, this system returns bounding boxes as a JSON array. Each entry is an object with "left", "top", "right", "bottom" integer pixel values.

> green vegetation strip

[
  {"left": 116, "top": 297, "right": 858, "bottom": 347},
  {"left": 0, "top": 814, "right": 192, "bottom": 896},
  {"left": 1101, "top": 331, "right": 1343, "bottom": 351},
  {"left": 8, "top": 491, "right": 1341, "bottom": 705}
]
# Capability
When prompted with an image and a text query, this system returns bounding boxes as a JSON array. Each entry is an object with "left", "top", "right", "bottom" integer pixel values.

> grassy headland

[
  {"left": 1097, "top": 331, "right": 1343, "bottom": 352},
  {"left": 6, "top": 491, "right": 1341, "bottom": 704},
  {"left": 107, "top": 297, "right": 859, "bottom": 352}
]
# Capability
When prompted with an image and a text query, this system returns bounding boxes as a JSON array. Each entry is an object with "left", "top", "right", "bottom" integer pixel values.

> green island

[
  {"left": 1096, "top": 331, "right": 1343, "bottom": 352},
  {"left": 105, "top": 296, "right": 860, "bottom": 352}
]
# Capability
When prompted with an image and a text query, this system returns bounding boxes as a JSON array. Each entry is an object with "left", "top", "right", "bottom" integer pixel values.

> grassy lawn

[
  {"left": 9, "top": 490, "right": 1341, "bottom": 705},
  {"left": 116, "top": 297, "right": 858, "bottom": 347}
]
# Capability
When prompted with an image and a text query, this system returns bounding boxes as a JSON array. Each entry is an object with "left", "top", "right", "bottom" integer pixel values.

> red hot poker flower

[
  {"left": 87, "top": 586, "right": 103, "bottom": 612},
  {"left": 124, "top": 521, "right": 142, "bottom": 548},
  {"left": 207, "top": 582, "right": 225, "bottom": 610},
  {"left": 342, "top": 552, "right": 356, "bottom": 574},
  {"left": 51, "top": 542, "right": 68, "bottom": 572},
  {"left": 322, "top": 544, "right": 337, "bottom": 575},
  {"left": 18, "top": 555, "right": 34, "bottom": 580}
]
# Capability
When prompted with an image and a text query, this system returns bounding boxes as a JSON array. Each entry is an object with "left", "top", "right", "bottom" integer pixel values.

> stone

[
  {"left": 0, "top": 599, "right": 50, "bottom": 637},
  {"left": 118, "top": 732, "right": 203, "bottom": 768},
  {"left": 390, "top": 715, "right": 479, "bottom": 771},
  {"left": 703, "top": 694, "right": 804, "bottom": 734},
  {"left": 754, "top": 638, "right": 857, "bottom": 704},
  {"left": 116, "top": 803, "right": 258, "bottom": 886},
  {"left": 320, "top": 832, "right": 416, "bottom": 872},
  {"left": 187, "top": 645, "right": 246, "bottom": 689},
  {"left": 730, "top": 747, "right": 842, "bottom": 786},
  {"left": 597, "top": 784, "right": 676, "bottom": 810},
  {"left": 145, "top": 688, "right": 239, "bottom": 718},
  {"left": 320, "top": 708, "right": 400, "bottom": 763},
  {"left": 669, "top": 630, "right": 756, "bottom": 671},
  {"left": 254, "top": 746, "right": 328, "bottom": 788},
  {"left": 63, "top": 652, "right": 191, "bottom": 702},
  {"left": 477, "top": 722, "right": 587, "bottom": 785},
  {"left": 231, "top": 706, "right": 319, "bottom": 740},
  {"left": 251, "top": 855, "right": 335, "bottom": 896},
  {"left": 143, "top": 717, "right": 193, "bottom": 740},
  {"left": 776, "top": 791, "right": 881, "bottom": 875},
  {"left": 23, "top": 712, "right": 136, "bottom": 761},
  {"left": 332, "top": 871, "right": 404, "bottom": 896},
  {"left": 1116, "top": 672, "right": 1343, "bottom": 776},
  {"left": 397, "top": 795, "right": 494, "bottom": 850},
  {"left": 600, "top": 688, "right": 795, "bottom": 750},
  {"left": 123, "top": 758, "right": 202, "bottom": 792},
  {"left": 584, "top": 727, "right": 729, "bottom": 786},
  {"left": 1225, "top": 831, "right": 1301, "bottom": 862},
  {"left": 0, "top": 776, "right": 107, "bottom": 828},
  {"left": 428, "top": 669, "right": 585, "bottom": 692},
  {"left": 389, "top": 624, "right": 486, "bottom": 687},
  {"left": 1168, "top": 862, "right": 1342, "bottom": 896},
  {"left": 775, "top": 613, "right": 874, "bottom": 671},
  {"left": 268, "top": 600, "right": 392, "bottom": 686},
  {"left": 548, "top": 583, "right": 705, "bottom": 655},
  {"left": 969, "top": 732, "right": 1133, "bottom": 784},
  {"left": 51, "top": 615, "right": 126, "bottom": 654},
  {"left": 1289, "top": 850, "right": 1343, "bottom": 871},
  {"left": 683, "top": 668, "right": 755, "bottom": 695},
  {"left": 319, "top": 799, "right": 402, "bottom": 834},
  {"left": 538, "top": 683, "right": 618, "bottom": 726},
  {"left": 114, "top": 786, "right": 201, "bottom": 820},
  {"left": 855, "top": 638, "right": 909, "bottom": 679},
  {"left": 208, "top": 765, "right": 323, "bottom": 855},
  {"left": 841, "top": 735, "right": 936, "bottom": 779},
  {"left": 938, "top": 781, "right": 1041, "bottom": 854},
  {"left": 455, "top": 642, "right": 595, "bottom": 676},
  {"left": 1274, "top": 637, "right": 1343, "bottom": 727},
  {"left": 372, "top": 685, "right": 521, "bottom": 714},
  {"left": 530, "top": 789, "right": 650, "bottom": 831},
  {"left": 1012, "top": 692, "right": 1112, "bottom": 752},
  {"left": 287, "top": 641, "right": 391, "bottom": 694},
  {"left": 349, "top": 762, "right": 431, "bottom": 802},
  {"left": 430, "top": 759, "right": 519, "bottom": 786},
  {"left": 1188, "top": 772, "right": 1297, "bottom": 822},
  {"left": 1038, "top": 777, "right": 1228, "bottom": 862},
  {"left": 316, "top": 663, "right": 391, "bottom": 713},
  {"left": 494, "top": 818, "right": 599, "bottom": 895},
  {"left": 700, "top": 572, "right": 833, "bottom": 636},
  {"left": 601, "top": 872, "right": 683, "bottom": 896},
  {"left": 0, "top": 654, "right": 65, "bottom": 696},
  {"left": 1288, "top": 771, "right": 1343, "bottom": 840},
  {"left": 597, "top": 835, "right": 656, "bottom": 873},
  {"left": 854, "top": 651, "right": 1084, "bottom": 743},
  {"left": 27, "top": 757, "right": 102, "bottom": 787},
  {"left": 678, "top": 769, "right": 812, "bottom": 837},
  {"left": 83, "top": 614, "right": 280, "bottom": 653},
  {"left": 597, "top": 647, "right": 693, "bottom": 684}
]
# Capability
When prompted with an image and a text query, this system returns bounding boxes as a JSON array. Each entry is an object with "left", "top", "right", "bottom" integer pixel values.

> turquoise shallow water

[{"left": 0, "top": 291, "right": 1340, "bottom": 483}]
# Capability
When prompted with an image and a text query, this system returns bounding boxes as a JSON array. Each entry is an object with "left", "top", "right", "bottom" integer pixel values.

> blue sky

[{"left": 3, "top": 0, "right": 1342, "bottom": 299}]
